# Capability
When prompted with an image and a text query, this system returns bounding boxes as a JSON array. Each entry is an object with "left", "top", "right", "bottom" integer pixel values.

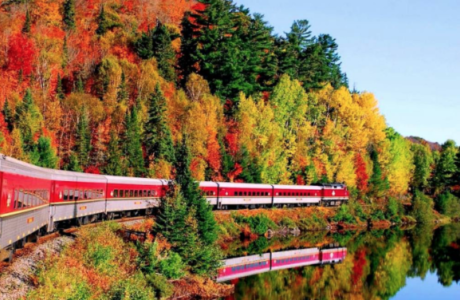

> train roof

[
  {"left": 52, "top": 169, "right": 108, "bottom": 183},
  {"left": 215, "top": 182, "right": 273, "bottom": 189},
  {"left": 0, "top": 154, "right": 52, "bottom": 180},
  {"left": 273, "top": 184, "right": 322, "bottom": 190},
  {"left": 105, "top": 175, "right": 165, "bottom": 185}
]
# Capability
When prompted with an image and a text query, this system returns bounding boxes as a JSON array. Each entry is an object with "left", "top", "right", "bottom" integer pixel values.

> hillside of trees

[{"left": 0, "top": 0, "right": 459, "bottom": 213}]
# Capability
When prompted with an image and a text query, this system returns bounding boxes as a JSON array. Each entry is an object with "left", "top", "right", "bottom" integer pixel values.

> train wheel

[{"left": 107, "top": 212, "right": 115, "bottom": 220}]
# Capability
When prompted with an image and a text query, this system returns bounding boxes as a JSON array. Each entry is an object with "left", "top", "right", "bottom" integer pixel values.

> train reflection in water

[{"left": 217, "top": 244, "right": 347, "bottom": 282}]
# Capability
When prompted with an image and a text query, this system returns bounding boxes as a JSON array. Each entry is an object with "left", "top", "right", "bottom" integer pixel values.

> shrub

[
  {"left": 332, "top": 204, "right": 356, "bottom": 224},
  {"left": 386, "top": 197, "right": 402, "bottom": 223},
  {"left": 233, "top": 214, "right": 276, "bottom": 235},
  {"left": 159, "top": 252, "right": 186, "bottom": 279},
  {"left": 298, "top": 213, "right": 328, "bottom": 231},
  {"left": 350, "top": 200, "right": 368, "bottom": 221},
  {"left": 436, "top": 192, "right": 460, "bottom": 217},
  {"left": 146, "top": 273, "right": 173, "bottom": 299},
  {"left": 370, "top": 209, "right": 385, "bottom": 221},
  {"left": 110, "top": 273, "right": 156, "bottom": 300},
  {"left": 411, "top": 191, "right": 435, "bottom": 224},
  {"left": 279, "top": 217, "right": 297, "bottom": 229}
]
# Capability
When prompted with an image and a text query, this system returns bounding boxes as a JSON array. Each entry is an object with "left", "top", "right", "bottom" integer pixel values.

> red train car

[
  {"left": 105, "top": 176, "right": 166, "bottom": 218},
  {"left": 0, "top": 157, "right": 51, "bottom": 260},
  {"left": 51, "top": 170, "right": 108, "bottom": 228}
]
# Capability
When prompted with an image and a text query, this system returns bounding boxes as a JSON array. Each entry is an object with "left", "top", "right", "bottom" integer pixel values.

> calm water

[{"left": 218, "top": 224, "right": 460, "bottom": 299}]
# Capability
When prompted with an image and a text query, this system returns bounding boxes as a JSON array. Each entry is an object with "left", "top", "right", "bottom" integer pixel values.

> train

[
  {"left": 0, "top": 155, "right": 349, "bottom": 261},
  {"left": 217, "top": 245, "right": 347, "bottom": 282}
]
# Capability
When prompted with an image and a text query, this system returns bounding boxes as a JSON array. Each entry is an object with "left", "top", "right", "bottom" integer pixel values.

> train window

[
  {"left": 243, "top": 191, "right": 247, "bottom": 196},
  {"left": 256, "top": 192, "right": 260, "bottom": 196},
  {"left": 17, "top": 190, "right": 23, "bottom": 209},
  {"left": 129, "top": 190, "right": 133, "bottom": 197},
  {"left": 114, "top": 190, "right": 118, "bottom": 197},
  {"left": 63, "top": 190, "right": 68, "bottom": 200}
]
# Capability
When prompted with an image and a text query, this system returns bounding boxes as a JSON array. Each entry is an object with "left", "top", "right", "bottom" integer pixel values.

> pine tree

[
  {"left": 276, "top": 20, "right": 312, "bottom": 80},
  {"left": 155, "top": 183, "right": 188, "bottom": 247},
  {"left": 66, "top": 153, "right": 83, "bottom": 172},
  {"left": 75, "top": 108, "right": 91, "bottom": 169},
  {"left": 238, "top": 146, "right": 261, "bottom": 183},
  {"left": 76, "top": 76, "right": 84, "bottom": 93},
  {"left": 96, "top": 5, "right": 108, "bottom": 35},
  {"left": 63, "top": 0, "right": 76, "bottom": 30},
  {"left": 178, "top": 12, "right": 198, "bottom": 85},
  {"left": 62, "top": 36, "right": 69, "bottom": 68},
  {"left": 104, "top": 130, "right": 123, "bottom": 176},
  {"left": 369, "top": 150, "right": 389, "bottom": 197},
  {"left": 135, "top": 28, "right": 154, "bottom": 59},
  {"left": 16, "top": 89, "right": 43, "bottom": 151},
  {"left": 56, "top": 74, "right": 65, "bottom": 101},
  {"left": 185, "top": 0, "right": 240, "bottom": 99},
  {"left": 144, "top": 84, "right": 175, "bottom": 164},
  {"left": 22, "top": 10, "right": 31, "bottom": 34},
  {"left": 117, "top": 72, "right": 129, "bottom": 104},
  {"left": 152, "top": 22, "right": 177, "bottom": 82},
  {"left": 3, "top": 99, "right": 13, "bottom": 132},
  {"left": 124, "top": 105, "right": 145, "bottom": 177},
  {"left": 175, "top": 138, "right": 217, "bottom": 245},
  {"left": 32, "top": 136, "right": 58, "bottom": 168},
  {"left": 433, "top": 140, "right": 458, "bottom": 193}
]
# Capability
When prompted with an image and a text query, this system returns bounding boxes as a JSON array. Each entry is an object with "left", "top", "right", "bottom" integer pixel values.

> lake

[{"left": 218, "top": 224, "right": 460, "bottom": 299}]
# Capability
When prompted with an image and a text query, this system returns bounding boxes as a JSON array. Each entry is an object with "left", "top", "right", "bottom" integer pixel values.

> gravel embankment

[{"left": 0, "top": 236, "right": 74, "bottom": 300}]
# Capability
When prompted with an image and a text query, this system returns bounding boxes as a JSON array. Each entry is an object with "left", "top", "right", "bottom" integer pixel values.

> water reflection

[
  {"left": 218, "top": 244, "right": 347, "bottom": 282},
  {"left": 219, "top": 223, "right": 460, "bottom": 300}
]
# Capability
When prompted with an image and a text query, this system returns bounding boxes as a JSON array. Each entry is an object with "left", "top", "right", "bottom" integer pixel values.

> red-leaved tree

[{"left": 7, "top": 33, "right": 36, "bottom": 77}]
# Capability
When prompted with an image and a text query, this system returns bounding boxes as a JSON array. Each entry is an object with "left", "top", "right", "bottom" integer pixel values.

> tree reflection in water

[{"left": 220, "top": 223, "right": 460, "bottom": 300}]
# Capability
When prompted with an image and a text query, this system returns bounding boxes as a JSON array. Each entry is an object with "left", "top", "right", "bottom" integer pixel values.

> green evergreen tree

[
  {"left": 276, "top": 20, "right": 312, "bottom": 80},
  {"left": 301, "top": 34, "right": 347, "bottom": 90},
  {"left": 369, "top": 150, "right": 389, "bottom": 197},
  {"left": 15, "top": 89, "right": 43, "bottom": 151},
  {"left": 117, "top": 72, "right": 129, "bottom": 104},
  {"left": 152, "top": 22, "right": 177, "bottom": 82},
  {"left": 63, "top": 0, "right": 76, "bottom": 30},
  {"left": 66, "top": 153, "right": 83, "bottom": 172},
  {"left": 135, "top": 28, "right": 154, "bottom": 59},
  {"left": 56, "top": 74, "right": 65, "bottom": 101},
  {"left": 155, "top": 183, "right": 188, "bottom": 247},
  {"left": 76, "top": 76, "right": 84, "bottom": 93},
  {"left": 411, "top": 143, "right": 433, "bottom": 190},
  {"left": 32, "top": 136, "right": 58, "bottom": 168},
  {"left": 433, "top": 140, "right": 458, "bottom": 194},
  {"left": 104, "top": 130, "right": 123, "bottom": 176},
  {"left": 62, "top": 36, "right": 69, "bottom": 68},
  {"left": 124, "top": 105, "right": 145, "bottom": 177},
  {"left": 22, "top": 10, "right": 31, "bottom": 34},
  {"left": 3, "top": 99, "right": 13, "bottom": 132},
  {"left": 185, "top": 0, "right": 246, "bottom": 99},
  {"left": 144, "top": 84, "right": 175, "bottom": 164},
  {"left": 75, "top": 108, "right": 91, "bottom": 169},
  {"left": 238, "top": 146, "right": 261, "bottom": 183},
  {"left": 175, "top": 138, "right": 217, "bottom": 246},
  {"left": 178, "top": 12, "right": 198, "bottom": 86},
  {"left": 96, "top": 5, "right": 108, "bottom": 35}
]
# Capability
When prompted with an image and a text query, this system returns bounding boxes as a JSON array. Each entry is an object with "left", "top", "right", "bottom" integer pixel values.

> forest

[
  {"left": 1, "top": 0, "right": 459, "bottom": 213},
  {"left": 1, "top": 0, "right": 460, "bottom": 298}
]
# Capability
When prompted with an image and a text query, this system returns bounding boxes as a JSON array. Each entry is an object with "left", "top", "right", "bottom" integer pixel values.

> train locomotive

[{"left": 0, "top": 155, "right": 348, "bottom": 261}]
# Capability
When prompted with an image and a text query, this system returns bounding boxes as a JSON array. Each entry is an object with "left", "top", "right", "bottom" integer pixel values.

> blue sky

[{"left": 236, "top": 0, "right": 460, "bottom": 145}]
